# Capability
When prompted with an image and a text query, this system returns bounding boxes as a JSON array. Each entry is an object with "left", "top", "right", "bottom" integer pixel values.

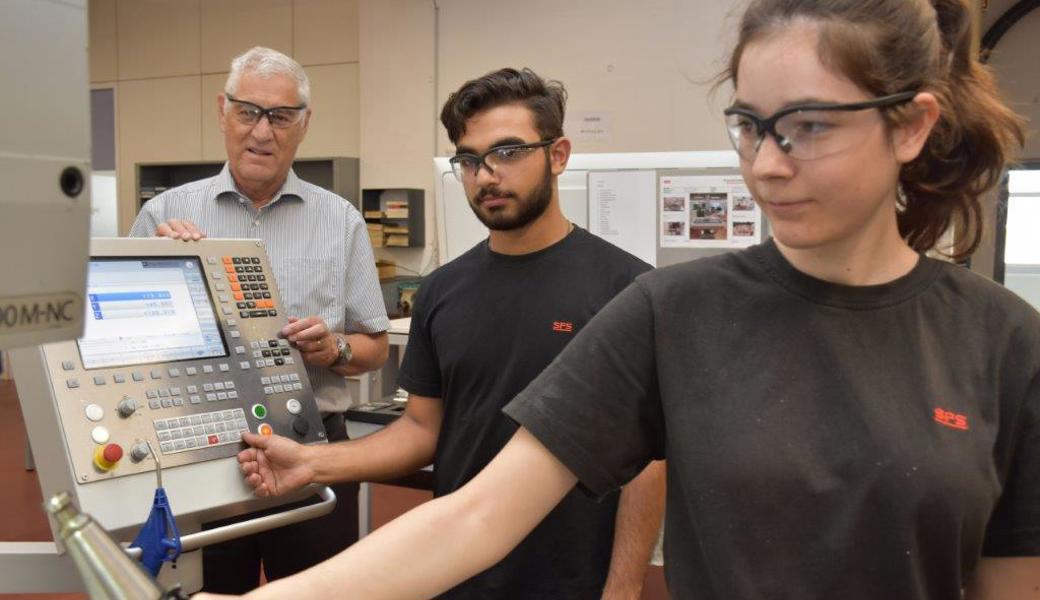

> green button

[{"left": 252, "top": 404, "right": 267, "bottom": 419}]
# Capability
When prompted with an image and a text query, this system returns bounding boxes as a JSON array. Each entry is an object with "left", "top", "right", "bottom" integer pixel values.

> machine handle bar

[{"left": 123, "top": 486, "right": 337, "bottom": 559}]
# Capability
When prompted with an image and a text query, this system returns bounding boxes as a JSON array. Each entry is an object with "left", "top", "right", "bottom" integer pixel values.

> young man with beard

[{"left": 233, "top": 68, "right": 665, "bottom": 599}]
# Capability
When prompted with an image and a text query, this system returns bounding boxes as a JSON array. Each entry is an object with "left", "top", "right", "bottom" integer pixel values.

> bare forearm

[
  {"left": 308, "top": 414, "right": 437, "bottom": 485},
  {"left": 964, "top": 557, "right": 1040, "bottom": 599},
  {"left": 246, "top": 428, "right": 578, "bottom": 600},
  {"left": 330, "top": 331, "right": 389, "bottom": 376},
  {"left": 602, "top": 460, "right": 666, "bottom": 598}
]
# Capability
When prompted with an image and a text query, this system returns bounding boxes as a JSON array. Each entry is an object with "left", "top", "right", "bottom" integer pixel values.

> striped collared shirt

[{"left": 130, "top": 163, "right": 389, "bottom": 413}]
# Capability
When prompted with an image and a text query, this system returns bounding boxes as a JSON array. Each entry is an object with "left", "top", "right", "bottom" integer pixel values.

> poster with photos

[{"left": 660, "top": 175, "right": 761, "bottom": 248}]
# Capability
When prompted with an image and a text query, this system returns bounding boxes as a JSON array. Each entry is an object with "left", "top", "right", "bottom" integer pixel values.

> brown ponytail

[{"left": 723, "top": 0, "right": 1025, "bottom": 261}]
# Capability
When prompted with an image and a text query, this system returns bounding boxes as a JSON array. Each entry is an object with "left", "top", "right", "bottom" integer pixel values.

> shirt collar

[{"left": 213, "top": 162, "right": 305, "bottom": 206}]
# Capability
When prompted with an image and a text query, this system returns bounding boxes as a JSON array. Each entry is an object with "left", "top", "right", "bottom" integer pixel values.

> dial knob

[
  {"left": 129, "top": 443, "right": 150, "bottom": 462},
  {"left": 116, "top": 397, "right": 137, "bottom": 418},
  {"left": 291, "top": 416, "right": 310, "bottom": 437}
]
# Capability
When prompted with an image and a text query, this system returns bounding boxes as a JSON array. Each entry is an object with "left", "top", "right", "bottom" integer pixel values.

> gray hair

[{"left": 224, "top": 46, "right": 310, "bottom": 106}]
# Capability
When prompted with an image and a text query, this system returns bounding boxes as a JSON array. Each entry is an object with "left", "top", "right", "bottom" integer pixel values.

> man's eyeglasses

[
  {"left": 723, "top": 91, "right": 917, "bottom": 161},
  {"left": 449, "top": 138, "right": 557, "bottom": 182},
  {"left": 225, "top": 94, "right": 308, "bottom": 129}
]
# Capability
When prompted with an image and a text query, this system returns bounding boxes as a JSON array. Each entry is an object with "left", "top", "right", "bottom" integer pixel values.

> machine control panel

[{"left": 42, "top": 238, "right": 326, "bottom": 483}]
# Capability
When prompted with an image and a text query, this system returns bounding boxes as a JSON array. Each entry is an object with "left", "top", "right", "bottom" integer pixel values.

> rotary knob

[
  {"left": 129, "top": 443, "right": 150, "bottom": 463},
  {"left": 116, "top": 396, "right": 137, "bottom": 418}
]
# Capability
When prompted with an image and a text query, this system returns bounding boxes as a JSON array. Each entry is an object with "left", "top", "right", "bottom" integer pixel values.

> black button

[
  {"left": 236, "top": 302, "right": 247, "bottom": 309},
  {"left": 268, "top": 309, "right": 278, "bottom": 317},
  {"left": 240, "top": 311, "right": 250, "bottom": 318},
  {"left": 235, "top": 266, "right": 243, "bottom": 273},
  {"left": 292, "top": 416, "right": 310, "bottom": 436},
  {"left": 260, "top": 283, "right": 269, "bottom": 290},
  {"left": 232, "top": 257, "right": 241, "bottom": 264},
  {"left": 246, "top": 301, "right": 256, "bottom": 308},
  {"left": 246, "top": 274, "right": 256, "bottom": 281},
  {"left": 257, "top": 275, "right": 266, "bottom": 281},
  {"left": 281, "top": 348, "right": 290, "bottom": 356},
  {"left": 262, "top": 350, "right": 272, "bottom": 357},
  {"left": 243, "top": 292, "right": 253, "bottom": 300},
  {"left": 262, "top": 292, "right": 272, "bottom": 299},
  {"left": 251, "top": 257, "right": 261, "bottom": 264},
  {"left": 249, "top": 284, "right": 259, "bottom": 291},
  {"left": 274, "top": 358, "right": 285, "bottom": 366},
  {"left": 250, "top": 310, "right": 268, "bottom": 317},
  {"left": 268, "top": 340, "right": 279, "bottom": 347}
]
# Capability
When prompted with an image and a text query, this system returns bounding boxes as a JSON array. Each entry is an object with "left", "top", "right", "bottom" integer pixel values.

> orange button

[
  {"left": 233, "top": 292, "right": 244, "bottom": 301},
  {"left": 222, "top": 257, "right": 233, "bottom": 264},
  {"left": 230, "top": 283, "right": 241, "bottom": 292},
  {"left": 225, "top": 265, "right": 235, "bottom": 273},
  {"left": 260, "top": 300, "right": 271, "bottom": 308},
  {"left": 258, "top": 424, "right": 273, "bottom": 436},
  {"left": 228, "top": 274, "right": 238, "bottom": 283}
]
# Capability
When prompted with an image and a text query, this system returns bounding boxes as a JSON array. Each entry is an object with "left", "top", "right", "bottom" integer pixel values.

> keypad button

[
  {"left": 206, "top": 393, "right": 217, "bottom": 402},
  {"left": 132, "top": 372, "right": 145, "bottom": 382},
  {"left": 219, "top": 363, "right": 230, "bottom": 372},
  {"left": 62, "top": 361, "right": 75, "bottom": 371},
  {"left": 228, "top": 390, "right": 239, "bottom": 399},
  {"left": 173, "top": 398, "right": 184, "bottom": 406},
  {"left": 150, "top": 369, "right": 162, "bottom": 380},
  {"left": 149, "top": 399, "right": 161, "bottom": 409},
  {"left": 113, "top": 374, "right": 126, "bottom": 383},
  {"left": 168, "top": 368, "right": 180, "bottom": 377},
  {"left": 239, "top": 362, "right": 250, "bottom": 370},
  {"left": 66, "top": 379, "right": 80, "bottom": 389},
  {"left": 93, "top": 376, "right": 106, "bottom": 386},
  {"left": 203, "top": 365, "right": 214, "bottom": 374},
  {"left": 274, "top": 358, "right": 285, "bottom": 366},
  {"left": 189, "top": 395, "right": 201, "bottom": 404},
  {"left": 161, "top": 399, "right": 173, "bottom": 408},
  {"left": 158, "top": 389, "right": 170, "bottom": 398}
]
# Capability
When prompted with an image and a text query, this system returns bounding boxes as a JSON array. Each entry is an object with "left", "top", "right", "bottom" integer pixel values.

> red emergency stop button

[
  {"left": 93, "top": 443, "right": 123, "bottom": 471},
  {"left": 258, "top": 423, "right": 273, "bottom": 436}
]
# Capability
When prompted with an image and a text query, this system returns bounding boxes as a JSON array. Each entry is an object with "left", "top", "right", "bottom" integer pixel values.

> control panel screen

[{"left": 77, "top": 258, "right": 228, "bottom": 369}]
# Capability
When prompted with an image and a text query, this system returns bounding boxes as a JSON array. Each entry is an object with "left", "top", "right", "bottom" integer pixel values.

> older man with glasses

[{"left": 129, "top": 46, "right": 389, "bottom": 594}]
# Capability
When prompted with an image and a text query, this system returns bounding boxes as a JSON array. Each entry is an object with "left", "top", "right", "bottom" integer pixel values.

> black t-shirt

[
  {"left": 399, "top": 226, "right": 651, "bottom": 599},
  {"left": 506, "top": 239, "right": 1040, "bottom": 599}
]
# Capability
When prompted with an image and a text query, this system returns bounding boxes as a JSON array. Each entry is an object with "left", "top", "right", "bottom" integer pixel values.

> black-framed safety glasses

[
  {"left": 449, "top": 138, "right": 558, "bottom": 182},
  {"left": 225, "top": 94, "right": 308, "bottom": 129},
  {"left": 723, "top": 91, "right": 918, "bottom": 161}
]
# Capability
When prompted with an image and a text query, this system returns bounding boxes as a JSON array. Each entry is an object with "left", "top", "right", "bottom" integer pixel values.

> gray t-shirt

[{"left": 506, "top": 239, "right": 1040, "bottom": 599}]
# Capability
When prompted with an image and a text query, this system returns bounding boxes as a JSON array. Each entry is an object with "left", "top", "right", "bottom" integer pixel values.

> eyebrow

[
  {"left": 730, "top": 97, "right": 841, "bottom": 113},
  {"left": 455, "top": 136, "right": 530, "bottom": 155}
]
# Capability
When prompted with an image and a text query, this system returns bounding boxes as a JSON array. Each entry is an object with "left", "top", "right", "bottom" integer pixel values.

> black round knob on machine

[{"left": 291, "top": 416, "right": 310, "bottom": 437}]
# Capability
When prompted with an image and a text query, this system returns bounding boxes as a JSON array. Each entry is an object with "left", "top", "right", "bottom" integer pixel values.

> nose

[
  {"left": 250, "top": 115, "right": 274, "bottom": 142},
  {"left": 750, "top": 133, "right": 794, "bottom": 180},
  {"left": 473, "top": 160, "right": 499, "bottom": 187}
]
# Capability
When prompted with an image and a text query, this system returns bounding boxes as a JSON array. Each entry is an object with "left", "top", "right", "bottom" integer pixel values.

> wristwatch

[{"left": 333, "top": 335, "right": 352, "bottom": 367}]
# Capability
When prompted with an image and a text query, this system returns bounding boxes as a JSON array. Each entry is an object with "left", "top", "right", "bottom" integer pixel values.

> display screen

[{"left": 77, "top": 258, "right": 227, "bottom": 369}]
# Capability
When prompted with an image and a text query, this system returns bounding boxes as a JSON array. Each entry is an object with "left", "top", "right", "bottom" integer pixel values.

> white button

[
  {"left": 84, "top": 404, "right": 104, "bottom": 422},
  {"left": 286, "top": 399, "right": 302, "bottom": 415},
  {"left": 91, "top": 426, "right": 110, "bottom": 444}
]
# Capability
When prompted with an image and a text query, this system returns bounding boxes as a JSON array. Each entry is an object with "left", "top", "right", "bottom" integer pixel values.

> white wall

[{"left": 358, "top": 0, "right": 742, "bottom": 273}]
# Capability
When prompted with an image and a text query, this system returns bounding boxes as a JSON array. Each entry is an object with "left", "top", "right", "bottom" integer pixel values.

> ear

[
  {"left": 301, "top": 107, "right": 312, "bottom": 135},
  {"left": 892, "top": 92, "right": 940, "bottom": 164},
  {"left": 217, "top": 94, "right": 228, "bottom": 134},
  {"left": 548, "top": 137, "right": 572, "bottom": 176}
]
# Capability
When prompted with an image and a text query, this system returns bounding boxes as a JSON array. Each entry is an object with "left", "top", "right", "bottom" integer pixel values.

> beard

[{"left": 468, "top": 159, "right": 553, "bottom": 231}]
